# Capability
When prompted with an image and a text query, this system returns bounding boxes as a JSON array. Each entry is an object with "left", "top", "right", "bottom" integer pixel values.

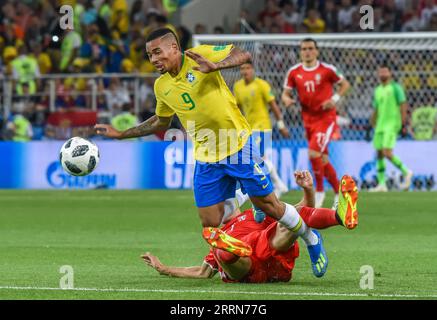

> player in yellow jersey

[
  {"left": 234, "top": 61, "right": 290, "bottom": 198},
  {"left": 95, "top": 28, "right": 328, "bottom": 275}
]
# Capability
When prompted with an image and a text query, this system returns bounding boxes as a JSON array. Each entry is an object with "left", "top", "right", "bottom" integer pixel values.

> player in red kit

[
  {"left": 141, "top": 171, "right": 359, "bottom": 283},
  {"left": 281, "top": 38, "right": 351, "bottom": 208}
]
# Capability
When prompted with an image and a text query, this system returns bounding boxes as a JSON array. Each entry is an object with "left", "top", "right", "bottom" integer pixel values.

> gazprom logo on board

[{"left": 46, "top": 161, "right": 116, "bottom": 189}]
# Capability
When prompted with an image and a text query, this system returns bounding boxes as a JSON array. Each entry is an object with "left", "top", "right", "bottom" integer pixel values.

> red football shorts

[
  {"left": 305, "top": 120, "right": 336, "bottom": 154},
  {"left": 223, "top": 222, "right": 300, "bottom": 283}
]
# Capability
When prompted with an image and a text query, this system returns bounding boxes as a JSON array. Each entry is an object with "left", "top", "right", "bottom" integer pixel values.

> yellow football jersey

[
  {"left": 154, "top": 45, "right": 251, "bottom": 163},
  {"left": 233, "top": 77, "right": 275, "bottom": 131}
]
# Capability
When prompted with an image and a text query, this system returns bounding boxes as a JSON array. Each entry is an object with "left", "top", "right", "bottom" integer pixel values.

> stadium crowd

[{"left": 0, "top": 0, "right": 436, "bottom": 141}]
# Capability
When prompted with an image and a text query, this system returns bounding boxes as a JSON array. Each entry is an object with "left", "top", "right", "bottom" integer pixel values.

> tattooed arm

[
  {"left": 94, "top": 115, "right": 173, "bottom": 139},
  {"left": 185, "top": 47, "right": 251, "bottom": 73}
]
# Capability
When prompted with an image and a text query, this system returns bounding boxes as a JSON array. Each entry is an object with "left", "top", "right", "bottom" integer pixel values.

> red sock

[
  {"left": 324, "top": 162, "right": 339, "bottom": 192},
  {"left": 213, "top": 248, "right": 239, "bottom": 264},
  {"left": 310, "top": 157, "right": 325, "bottom": 192},
  {"left": 298, "top": 207, "right": 339, "bottom": 229}
]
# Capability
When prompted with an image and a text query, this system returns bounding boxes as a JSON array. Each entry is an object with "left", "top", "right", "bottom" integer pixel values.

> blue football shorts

[{"left": 193, "top": 135, "right": 274, "bottom": 207}]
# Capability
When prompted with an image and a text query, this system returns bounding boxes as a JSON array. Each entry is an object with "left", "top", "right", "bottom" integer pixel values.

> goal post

[{"left": 192, "top": 33, "right": 437, "bottom": 190}]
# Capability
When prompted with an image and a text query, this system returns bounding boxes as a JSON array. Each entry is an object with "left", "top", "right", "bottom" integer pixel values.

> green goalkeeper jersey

[{"left": 373, "top": 81, "right": 406, "bottom": 133}]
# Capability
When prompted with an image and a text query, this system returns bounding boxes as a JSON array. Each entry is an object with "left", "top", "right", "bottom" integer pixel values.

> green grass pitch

[{"left": 0, "top": 190, "right": 436, "bottom": 300}]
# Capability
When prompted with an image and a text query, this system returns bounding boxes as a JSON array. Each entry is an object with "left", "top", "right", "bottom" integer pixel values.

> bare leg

[
  {"left": 249, "top": 192, "right": 285, "bottom": 220},
  {"left": 309, "top": 149, "right": 326, "bottom": 208},
  {"left": 214, "top": 249, "right": 252, "bottom": 281},
  {"left": 270, "top": 223, "right": 299, "bottom": 252},
  {"left": 198, "top": 202, "right": 225, "bottom": 227}
]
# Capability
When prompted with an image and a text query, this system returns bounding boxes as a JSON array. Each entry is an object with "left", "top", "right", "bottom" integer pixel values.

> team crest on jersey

[
  {"left": 315, "top": 73, "right": 321, "bottom": 85},
  {"left": 186, "top": 71, "right": 196, "bottom": 83}
]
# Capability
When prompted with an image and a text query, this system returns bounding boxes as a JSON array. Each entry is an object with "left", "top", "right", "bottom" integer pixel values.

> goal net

[
  {"left": 193, "top": 33, "right": 437, "bottom": 190},
  {"left": 193, "top": 33, "right": 437, "bottom": 141}
]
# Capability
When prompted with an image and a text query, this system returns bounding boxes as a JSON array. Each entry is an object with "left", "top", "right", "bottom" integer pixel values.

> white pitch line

[{"left": 0, "top": 286, "right": 436, "bottom": 299}]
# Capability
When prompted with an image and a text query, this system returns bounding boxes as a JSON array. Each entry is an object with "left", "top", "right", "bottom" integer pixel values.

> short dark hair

[
  {"left": 300, "top": 38, "right": 318, "bottom": 49},
  {"left": 145, "top": 28, "right": 179, "bottom": 48},
  {"left": 378, "top": 62, "right": 391, "bottom": 70},
  {"left": 156, "top": 14, "right": 168, "bottom": 24}
]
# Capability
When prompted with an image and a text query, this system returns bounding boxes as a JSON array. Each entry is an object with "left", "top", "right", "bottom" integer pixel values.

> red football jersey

[
  {"left": 203, "top": 209, "right": 275, "bottom": 272},
  {"left": 283, "top": 61, "right": 343, "bottom": 125}
]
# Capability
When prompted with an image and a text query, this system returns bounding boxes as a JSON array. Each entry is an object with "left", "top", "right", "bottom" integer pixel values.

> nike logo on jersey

[{"left": 164, "top": 89, "right": 172, "bottom": 96}]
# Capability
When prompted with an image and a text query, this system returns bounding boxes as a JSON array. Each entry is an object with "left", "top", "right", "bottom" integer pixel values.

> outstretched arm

[
  {"left": 294, "top": 170, "right": 315, "bottom": 209},
  {"left": 185, "top": 47, "right": 251, "bottom": 73},
  {"left": 141, "top": 252, "right": 216, "bottom": 279},
  {"left": 95, "top": 115, "right": 173, "bottom": 139}
]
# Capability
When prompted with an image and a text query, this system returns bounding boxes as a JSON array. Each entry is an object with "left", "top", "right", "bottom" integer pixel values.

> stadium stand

[{"left": 0, "top": 0, "right": 436, "bottom": 140}]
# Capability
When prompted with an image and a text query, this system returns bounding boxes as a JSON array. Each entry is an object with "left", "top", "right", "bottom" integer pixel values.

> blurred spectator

[
  {"left": 338, "top": 0, "right": 357, "bottom": 31},
  {"left": 303, "top": 9, "right": 326, "bottom": 33},
  {"left": 1, "top": 0, "right": 437, "bottom": 142},
  {"left": 80, "top": 24, "right": 108, "bottom": 73},
  {"left": 59, "top": 27, "right": 82, "bottom": 72},
  {"left": 44, "top": 119, "right": 73, "bottom": 140},
  {"left": 2, "top": 45, "right": 18, "bottom": 76},
  {"left": 411, "top": 102, "right": 437, "bottom": 140},
  {"left": 233, "top": 9, "right": 258, "bottom": 34},
  {"left": 110, "top": 104, "right": 139, "bottom": 139},
  {"left": 194, "top": 23, "right": 207, "bottom": 34},
  {"left": 111, "top": 0, "right": 130, "bottom": 37},
  {"left": 419, "top": 0, "right": 437, "bottom": 29},
  {"left": 104, "top": 77, "right": 131, "bottom": 116},
  {"left": 81, "top": 0, "right": 99, "bottom": 26},
  {"left": 280, "top": 1, "right": 301, "bottom": 30},
  {"left": 130, "top": 0, "right": 145, "bottom": 25},
  {"left": 323, "top": 0, "right": 339, "bottom": 32},
  {"left": 258, "top": 0, "right": 281, "bottom": 22},
  {"left": 402, "top": 10, "right": 422, "bottom": 31},
  {"left": 30, "top": 41, "right": 52, "bottom": 75},
  {"left": 426, "top": 12, "right": 437, "bottom": 30},
  {"left": 257, "top": 14, "right": 271, "bottom": 33},
  {"left": 11, "top": 43, "right": 40, "bottom": 95},
  {"left": 6, "top": 111, "right": 33, "bottom": 142},
  {"left": 98, "top": 0, "right": 112, "bottom": 25},
  {"left": 73, "top": 0, "right": 86, "bottom": 33},
  {"left": 213, "top": 26, "right": 225, "bottom": 34}
]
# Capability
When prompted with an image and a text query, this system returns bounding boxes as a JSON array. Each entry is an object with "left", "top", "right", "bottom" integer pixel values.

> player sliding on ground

[
  {"left": 142, "top": 171, "right": 358, "bottom": 283},
  {"left": 282, "top": 38, "right": 351, "bottom": 209},
  {"left": 95, "top": 28, "right": 335, "bottom": 274}
]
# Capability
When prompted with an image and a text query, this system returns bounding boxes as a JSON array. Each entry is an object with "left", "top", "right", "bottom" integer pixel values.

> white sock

[
  {"left": 315, "top": 191, "right": 325, "bottom": 208},
  {"left": 222, "top": 198, "right": 238, "bottom": 224},
  {"left": 235, "top": 189, "right": 249, "bottom": 207},
  {"left": 279, "top": 203, "right": 318, "bottom": 246},
  {"left": 264, "top": 159, "right": 288, "bottom": 191},
  {"left": 331, "top": 193, "right": 339, "bottom": 210},
  {"left": 222, "top": 189, "right": 250, "bottom": 224}
]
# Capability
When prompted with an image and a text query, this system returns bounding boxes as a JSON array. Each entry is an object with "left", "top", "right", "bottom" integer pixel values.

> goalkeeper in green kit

[{"left": 370, "top": 63, "right": 413, "bottom": 192}]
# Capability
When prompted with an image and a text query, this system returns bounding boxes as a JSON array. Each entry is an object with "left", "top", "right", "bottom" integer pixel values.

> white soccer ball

[{"left": 59, "top": 137, "right": 100, "bottom": 176}]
